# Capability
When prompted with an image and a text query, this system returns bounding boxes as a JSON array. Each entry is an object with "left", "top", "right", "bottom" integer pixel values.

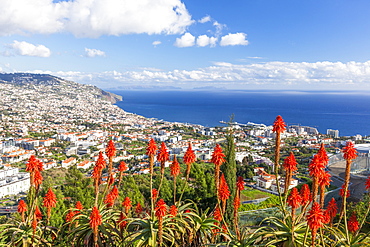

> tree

[{"left": 221, "top": 118, "right": 237, "bottom": 229}]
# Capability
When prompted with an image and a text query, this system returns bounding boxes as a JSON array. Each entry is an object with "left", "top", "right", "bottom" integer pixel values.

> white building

[
  {"left": 0, "top": 166, "right": 30, "bottom": 198},
  {"left": 327, "top": 129, "right": 339, "bottom": 138},
  {"left": 77, "top": 160, "right": 93, "bottom": 170},
  {"left": 254, "top": 167, "right": 298, "bottom": 193}
]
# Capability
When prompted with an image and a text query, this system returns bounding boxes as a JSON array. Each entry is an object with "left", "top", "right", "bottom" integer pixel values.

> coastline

[{"left": 111, "top": 90, "right": 370, "bottom": 137}]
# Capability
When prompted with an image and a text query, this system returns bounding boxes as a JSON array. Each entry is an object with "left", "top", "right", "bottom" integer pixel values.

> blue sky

[{"left": 1, "top": 0, "right": 370, "bottom": 90}]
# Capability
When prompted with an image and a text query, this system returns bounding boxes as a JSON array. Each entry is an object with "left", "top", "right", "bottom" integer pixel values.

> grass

[{"left": 240, "top": 188, "right": 272, "bottom": 201}]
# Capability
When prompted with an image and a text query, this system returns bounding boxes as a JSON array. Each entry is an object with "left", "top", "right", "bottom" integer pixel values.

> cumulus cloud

[
  {"left": 220, "top": 33, "right": 249, "bottom": 46},
  {"left": 34, "top": 60, "right": 370, "bottom": 90},
  {"left": 174, "top": 33, "right": 195, "bottom": 47},
  {"left": 199, "top": 15, "right": 211, "bottom": 23},
  {"left": 0, "top": 0, "right": 193, "bottom": 38},
  {"left": 7, "top": 41, "right": 51, "bottom": 57},
  {"left": 84, "top": 48, "right": 105, "bottom": 57},
  {"left": 196, "top": 35, "right": 217, "bottom": 47},
  {"left": 152, "top": 41, "right": 162, "bottom": 46},
  {"left": 220, "top": 33, "right": 248, "bottom": 46}
]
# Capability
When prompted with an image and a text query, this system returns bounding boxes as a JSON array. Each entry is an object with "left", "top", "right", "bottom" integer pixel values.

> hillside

[
  {"left": 0, "top": 73, "right": 122, "bottom": 103},
  {"left": 0, "top": 73, "right": 129, "bottom": 132}
]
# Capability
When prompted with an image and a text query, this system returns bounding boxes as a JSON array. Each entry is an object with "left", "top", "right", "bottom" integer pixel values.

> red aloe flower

[
  {"left": 18, "top": 199, "right": 27, "bottom": 222},
  {"left": 26, "top": 155, "right": 38, "bottom": 173},
  {"left": 183, "top": 142, "right": 196, "bottom": 165},
  {"left": 43, "top": 188, "right": 57, "bottom": 208},
  {"left": 75, "top": 201, "right": 84, "bottom": 210},
  {"left": 300, "top": 183, "right": 311, "bottom": 205},
  {"left": 366, "top": 176, "right": 370, "bottom": 191},
  {"left": 36, "top": 159, "right": 44, "bottom": 172},
  {"left": 317, "top": 143, "right": 329, "bottom": 165},
  {"left": 111, "top": 185, "right": 118, "bottom": 198},
  {"left": 146, "top": 138, "right": 157, "bottom": 157},
  {"left": 147, "top": 139, "right": 157, "bottom": 176},
  {"left": 105, "top": 186, "right": 119, "bottom": 207},
  {"left": 17, "top": 199, "right": 27, "bottom": 213},
  {"left": 135, "top": 202, "right": 143, "bottom": 215},
  {"left": 43, "top": 188, "right": 57, "bottom": 218},
  {"left": 214, "top": 207, "right": 222, "bottom": 222},
  {"left": 306, "top": 202, "right": 325, "bottom": 243},
  {"left": 170, "top": 155, "right": 181, "bottom": 178},
  {"left": 236, "top": 176, "right": 244, "bottom": 191},
  {"left": 219, "top": 174, "right": 230, "bottom": 213},
  {"left": 218, "top": 174, "right": 230, "bottom": 202},
  {"left": 106, "top": 140, "right": 116, "bottom": 158},
  {"left": 117, "top": 212, "right": 127, "bottom": 229},
  {"left": 272, "top": 115, "right": 286, "bottom": 133},
  {"left": 32, "top": 214, "right": 38, "bottom": 231},
  {"left": 169, "top": 205, "right": 178, "bottom": 217},
  {"left": 343, "top": 142, "right": 357, "bottom": 161},
  {"left": 287, "top": 187, "right": 301, "bottom": 221},
  {"left": 118, "top": 161, "right": 128, "bottom": 172},
  {"left": 118, "top": 161, "right": 128, "bottom": 186},
  {"left": 348, "top": 213, "right": 359, "bottom": 233},
  {"left": 95, "top": 151, "right": 107, "bottom": 170},
  {"left": 287, "top": 187, "right": 302, "bottom": 209},
  {"left": 318, "top": 171, "right": 332, "bottom": 207},
  {"left": 152, "top": 188, "right": 159, "bottom": 202},
  {"left": 92, "top": 165, "right": 101, "bottom": 180},
  {"left": 233, "top": 196, "right": 241, "bottom": 211},
  {"left": 183, "top": 143, "right": 196, "bottom": 179},
  {"left": 33, "top": 169, "right": 43, "bottom": 189},
  {"left": 325, "top": 198, "right": 338, "bottom": 223},
  {"left": 309, "top": 154, "right": 325, "bottom": 202},
  {"left": 122, "top": 197, "right": 132, "bottom": 214},
  {"left": 65, "top": 210, "right": 76, "bottom": 222},
  {"left": 90, "top": 206, "right": 102, "bottom": 244},
  {"left": 318, "top": 171, "right": 331, "bottom": 188},
  {"left": 211, "top": 144, "right": 226, "bottom": 167},
  {"left": 155, "top": 199, "right": 167, "bottom": 246},
  {"left": 157, "top": 142, "right": 169, "bottom": 164},
  {"left": 35, "top": 206, "right": 42, "bottom": 220},
  {"left": 309, "top": 154, "right": 325, "bottom": 178},
  {"left": 211, "top": 144, "right": 226, "bottom": 191},
  {"left": 283, "top": 152, "right": 298, "bottom": 172},
  {"left": 75, "top": 201, "right": 83, "bottom": 210},
  {"left": 155, "top": 199, "right": 167, "bottom": 219},
  {"left": 283, "top": 152, "right": 298, "bottom": 193},
  {"left": 341, "top": 141, "right": 357, "bottom": 218},
  {"left": 104, "top": 193, "right": 114, "bottom": 207}
]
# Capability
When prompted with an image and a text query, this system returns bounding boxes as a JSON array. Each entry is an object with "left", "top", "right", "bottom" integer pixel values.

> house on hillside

[
  {"left": 61, "top": 157, "right": 77, "bottom": 168},
  {"left": 254, "top": 167, "right": 298, "bottom": 193}
]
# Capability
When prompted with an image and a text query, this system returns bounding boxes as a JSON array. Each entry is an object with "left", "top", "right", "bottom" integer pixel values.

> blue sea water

[{"left": 112, "top": 90, "right": 370, "bottom": 137}]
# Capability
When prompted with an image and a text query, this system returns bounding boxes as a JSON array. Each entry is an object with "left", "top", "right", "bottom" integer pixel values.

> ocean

[{"left": 112, "top": 90, "right": 370, "bottom": 137}]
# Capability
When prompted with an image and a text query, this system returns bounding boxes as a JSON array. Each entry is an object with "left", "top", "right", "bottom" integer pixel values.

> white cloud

[
  {"left": 247, "top": 56, "right": 263, "bottom": 59},
  {"left": 174, "top": 33, "right": 195, "bottom": 47},
  {"left": 152, "top": 41, "right": 162, "bottom": 46},
  {"left": 84, "top": 48, "right": 106, "bottom": 57},
  {"left": 213, "top": 21, "right": 226, "bottom": 37},
  {"left": 0, "top": 0, "right": 193, "bottom": 38},
  {"left": 34, "top": 60, "right": 370, "bottom": 90},
  {"left": 8, "top": 41, "right": 51, "bottom": 57},
  {"left": 220, "top": 33, "right": 249, "bottom": 46},
  {"left": 196, "top": 35, "right": 217, "bottom": 47},
  {"left": 199, "top": 15, "right": 211, "bottom": 23}
]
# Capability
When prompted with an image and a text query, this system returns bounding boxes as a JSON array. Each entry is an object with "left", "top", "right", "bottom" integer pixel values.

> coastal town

[{"left": 0, "top": 73, "right": 369, "bottom": 203}]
